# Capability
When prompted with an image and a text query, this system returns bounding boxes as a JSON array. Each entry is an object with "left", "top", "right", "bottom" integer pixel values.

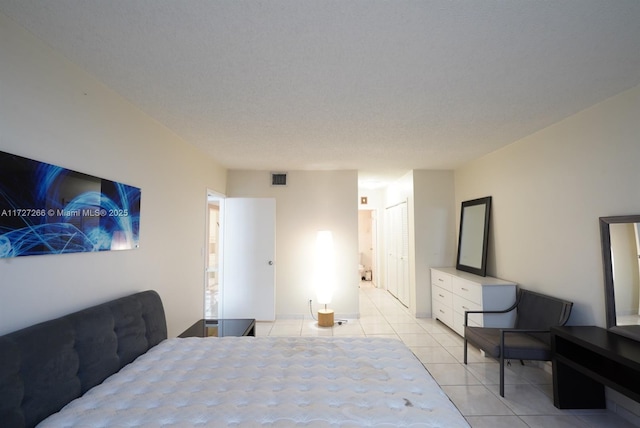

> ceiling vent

[{"left": 271, "top": 172, "right": 287, "bottom": 186}]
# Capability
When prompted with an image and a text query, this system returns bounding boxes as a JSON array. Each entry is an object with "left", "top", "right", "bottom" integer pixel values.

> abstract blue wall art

[{"left": 0, "top": 151, "right": 141, "bottom": 258}]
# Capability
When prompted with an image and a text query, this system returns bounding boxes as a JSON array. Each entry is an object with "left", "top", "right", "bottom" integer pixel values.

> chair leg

[
  {"left": 500, "top": 353, "right": 505, "bottom": 397},
  {"left": 499, "top": 331, "right": 505, "bottom": 397},
  {"left": 463, "top": 338, "right": 468, "bottom": 364}
]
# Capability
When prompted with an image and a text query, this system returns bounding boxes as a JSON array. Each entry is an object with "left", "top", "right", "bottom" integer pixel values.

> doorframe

[
  {"left": 370, "top": 209, "right": 378, "bottom": 287},
  {"left": 205, "top": 189, "right": 225, "bottom": 318},
  {"left": 635, "top": 223, "right": 640, "bottom": 316}
]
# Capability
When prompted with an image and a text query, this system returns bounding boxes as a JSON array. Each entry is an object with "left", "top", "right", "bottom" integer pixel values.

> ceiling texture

[{"left": 1, "top": 1, "right": 639, "bottom": 186}]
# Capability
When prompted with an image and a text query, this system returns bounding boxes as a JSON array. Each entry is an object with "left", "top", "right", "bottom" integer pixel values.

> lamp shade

[{"left": 314, "top": 230, "right": 335, "bottom": 305}]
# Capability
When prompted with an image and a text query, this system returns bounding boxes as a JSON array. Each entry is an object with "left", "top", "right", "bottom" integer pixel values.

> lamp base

[{"left": 318, "top": 309, "right": 334, "bottom": 327}]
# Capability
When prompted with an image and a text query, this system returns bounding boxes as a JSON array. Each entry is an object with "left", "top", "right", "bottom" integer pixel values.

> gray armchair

[{"left": 463, "top": 288, "right": 573, "bottom": 397}]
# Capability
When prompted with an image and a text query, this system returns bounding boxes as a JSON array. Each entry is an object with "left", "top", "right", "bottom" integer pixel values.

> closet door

[
  {"left": 397, "top": 202, "right": 410, "bottom": 306},
  {"left": 385, "top": 207, "right": 398, "bottom": 297},
  {"left": 385, "top": 202, "right": 409, "bottom": 307}
]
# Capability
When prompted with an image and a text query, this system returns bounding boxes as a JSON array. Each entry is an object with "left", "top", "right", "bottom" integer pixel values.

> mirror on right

[{"left": 600, "top": 215, "right": 640, "bottom": 341}]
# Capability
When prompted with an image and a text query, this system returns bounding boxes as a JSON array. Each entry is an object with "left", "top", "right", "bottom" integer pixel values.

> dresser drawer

[
  {"left": 431, "top": 268, "right": 517, "bottom": 338},
  {"left": 453, "top": 293, "right": 481, "bottom": 316},
  {"left": 453, "top": 296, "right": 483, "bottom": 329},
  {"left": 453, "top": 278, "right": 482, "bottom": 305},
  {"left": 431, "top": 270, "right": 452, "bottom": 291},
  {"left": 432, "top": 285, "right": 452, "bottom": 307},
  {"left": 432, "top": 300, "right": 453, "bottom": 327},
  {"left": 455, "top": 311, "right": 481, "bottom": 337}
]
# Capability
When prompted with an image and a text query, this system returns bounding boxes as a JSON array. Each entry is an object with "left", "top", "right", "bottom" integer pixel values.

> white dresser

[{"left": 431, "top": 267, "right": 517, "bottom": 337}]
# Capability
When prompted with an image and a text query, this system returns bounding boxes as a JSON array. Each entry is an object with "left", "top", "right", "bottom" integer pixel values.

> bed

[{"left": 0, "top": 290, "right": 469, "bottom": 427}]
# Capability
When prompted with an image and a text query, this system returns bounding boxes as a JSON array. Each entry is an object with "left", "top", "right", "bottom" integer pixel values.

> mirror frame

[
  {"left": 600, "top": 214, "right": 640, "bottom": 330},
  {"left": 456, "top": 196, "right": 492, "bottom": 277}
]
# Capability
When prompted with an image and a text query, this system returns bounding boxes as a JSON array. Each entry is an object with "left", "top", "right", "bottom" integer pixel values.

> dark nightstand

[{"left": 178, "top": 319, "right": 256, "bottom": 338}]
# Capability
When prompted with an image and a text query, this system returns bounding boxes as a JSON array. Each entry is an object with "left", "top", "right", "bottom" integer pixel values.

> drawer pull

[
  {"left": 438, "top": 278, "right": 444, "bottom": 282},
  {"left": 439, "top": 294, "right": 445, "bottom": 298},
  {"left": 461, "top": 287, "right": 469, "bottom": 291},
  {"left": 439, "top": 310, "right": 445, "bottom": 314},
  {"left": 462, "top": 306, "right": 470, "bottom": 310}
]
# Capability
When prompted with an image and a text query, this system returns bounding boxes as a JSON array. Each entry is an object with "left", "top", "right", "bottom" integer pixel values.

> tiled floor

[{"left": 255, "top": 282, "right": 638, "bottom": 427}]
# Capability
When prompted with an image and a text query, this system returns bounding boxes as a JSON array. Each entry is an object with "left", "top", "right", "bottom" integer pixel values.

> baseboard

[
  {"left": 275, "top": 313, "right": 359, "bottom": 321},
  {"left": 606, "top": 389, "right": 640, "bottom": 426}
]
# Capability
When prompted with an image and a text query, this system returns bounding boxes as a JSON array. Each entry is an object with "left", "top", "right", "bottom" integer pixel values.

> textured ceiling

[{"left": 1, "top": 1, "right": 639, "bottom": 185}]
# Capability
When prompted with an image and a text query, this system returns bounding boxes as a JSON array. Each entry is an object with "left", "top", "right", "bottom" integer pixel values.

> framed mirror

[
  {"left": 600, "top": 215, "right": 640, "bottom": 341},
  {"left": 456, "top": 196, "right": 492, "bottom": 277}
]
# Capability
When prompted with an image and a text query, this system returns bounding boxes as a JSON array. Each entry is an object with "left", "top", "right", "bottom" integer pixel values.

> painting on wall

[{"left": 0, "top": 150, "right": 141, "bottom": 258}]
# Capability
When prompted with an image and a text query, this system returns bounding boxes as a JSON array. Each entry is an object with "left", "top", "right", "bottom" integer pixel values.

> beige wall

[
  {"left": 0, "top": 13, "right": 227, "bottom": 336},
  {"left": 226, "top": 170, "right": 359, "bottom": 319},
  {"left": 455, "top": 84, "right": 640, "bottom": 326},
  {"left": 413, "top": 170, "right": 457, "bottom": 317}
]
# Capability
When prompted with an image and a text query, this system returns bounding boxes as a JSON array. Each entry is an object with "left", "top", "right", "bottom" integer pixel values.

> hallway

[{"left": 255, "top": 283, "right": 635, "bottom": 427}]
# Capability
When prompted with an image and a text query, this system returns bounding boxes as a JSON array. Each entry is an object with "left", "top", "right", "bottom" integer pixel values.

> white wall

[
  {"left": 455, "top": 84, "right": 640, "bottom": 327},
  {"left": 0, "top": 13, "right": 227, "bottom": 337},
  {"left": 226, "top": 170, "right": 359, "bottom": 319}
]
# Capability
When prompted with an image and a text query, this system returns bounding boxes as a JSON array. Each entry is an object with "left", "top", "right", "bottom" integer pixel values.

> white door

[{"left": 221, "top": 198, "right": 276, "bottom": 321}]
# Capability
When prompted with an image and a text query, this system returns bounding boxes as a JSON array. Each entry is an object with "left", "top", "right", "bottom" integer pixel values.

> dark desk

[
  {"left": 179, "top": 318, "right": 256, "bottom": 338},
  {"left": 551, "top": 326, "right": 640, "bottom": 409}
]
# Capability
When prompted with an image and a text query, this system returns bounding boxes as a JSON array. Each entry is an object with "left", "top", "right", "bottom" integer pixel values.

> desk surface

[
  {"left": 178, "top": 318, "right": 256, "bottom": 338},
  {"left": 552, "top": 326, "right": 640, "bottom": 368},
  {"left": 552, "top": 325, "right": 640, "bottom": 408}
]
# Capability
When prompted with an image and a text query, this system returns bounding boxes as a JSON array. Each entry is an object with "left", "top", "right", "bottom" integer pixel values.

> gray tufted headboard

[{"left": 0, "top": 290, "right": 167, "bottom": 428}]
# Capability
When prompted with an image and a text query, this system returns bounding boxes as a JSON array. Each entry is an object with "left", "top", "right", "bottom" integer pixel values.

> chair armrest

[
  {"left": 463, "top": 300, "right": 519, "bottom": 326},
  {"left": 464, "top": 310, "right": 505, "bottom": 326}
]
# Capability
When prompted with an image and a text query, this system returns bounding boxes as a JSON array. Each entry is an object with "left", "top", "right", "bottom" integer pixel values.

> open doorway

[
  {"left": 358, "top": 209, "right": 377, "bottom": 286},
  {"left": 205, "top": 192, "right": 224, "bottom": 318}
]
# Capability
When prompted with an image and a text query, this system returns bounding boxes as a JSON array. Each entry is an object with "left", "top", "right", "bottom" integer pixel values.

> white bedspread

[{"left": 39, "top": 337, "right": 469, "bottom": 427}]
